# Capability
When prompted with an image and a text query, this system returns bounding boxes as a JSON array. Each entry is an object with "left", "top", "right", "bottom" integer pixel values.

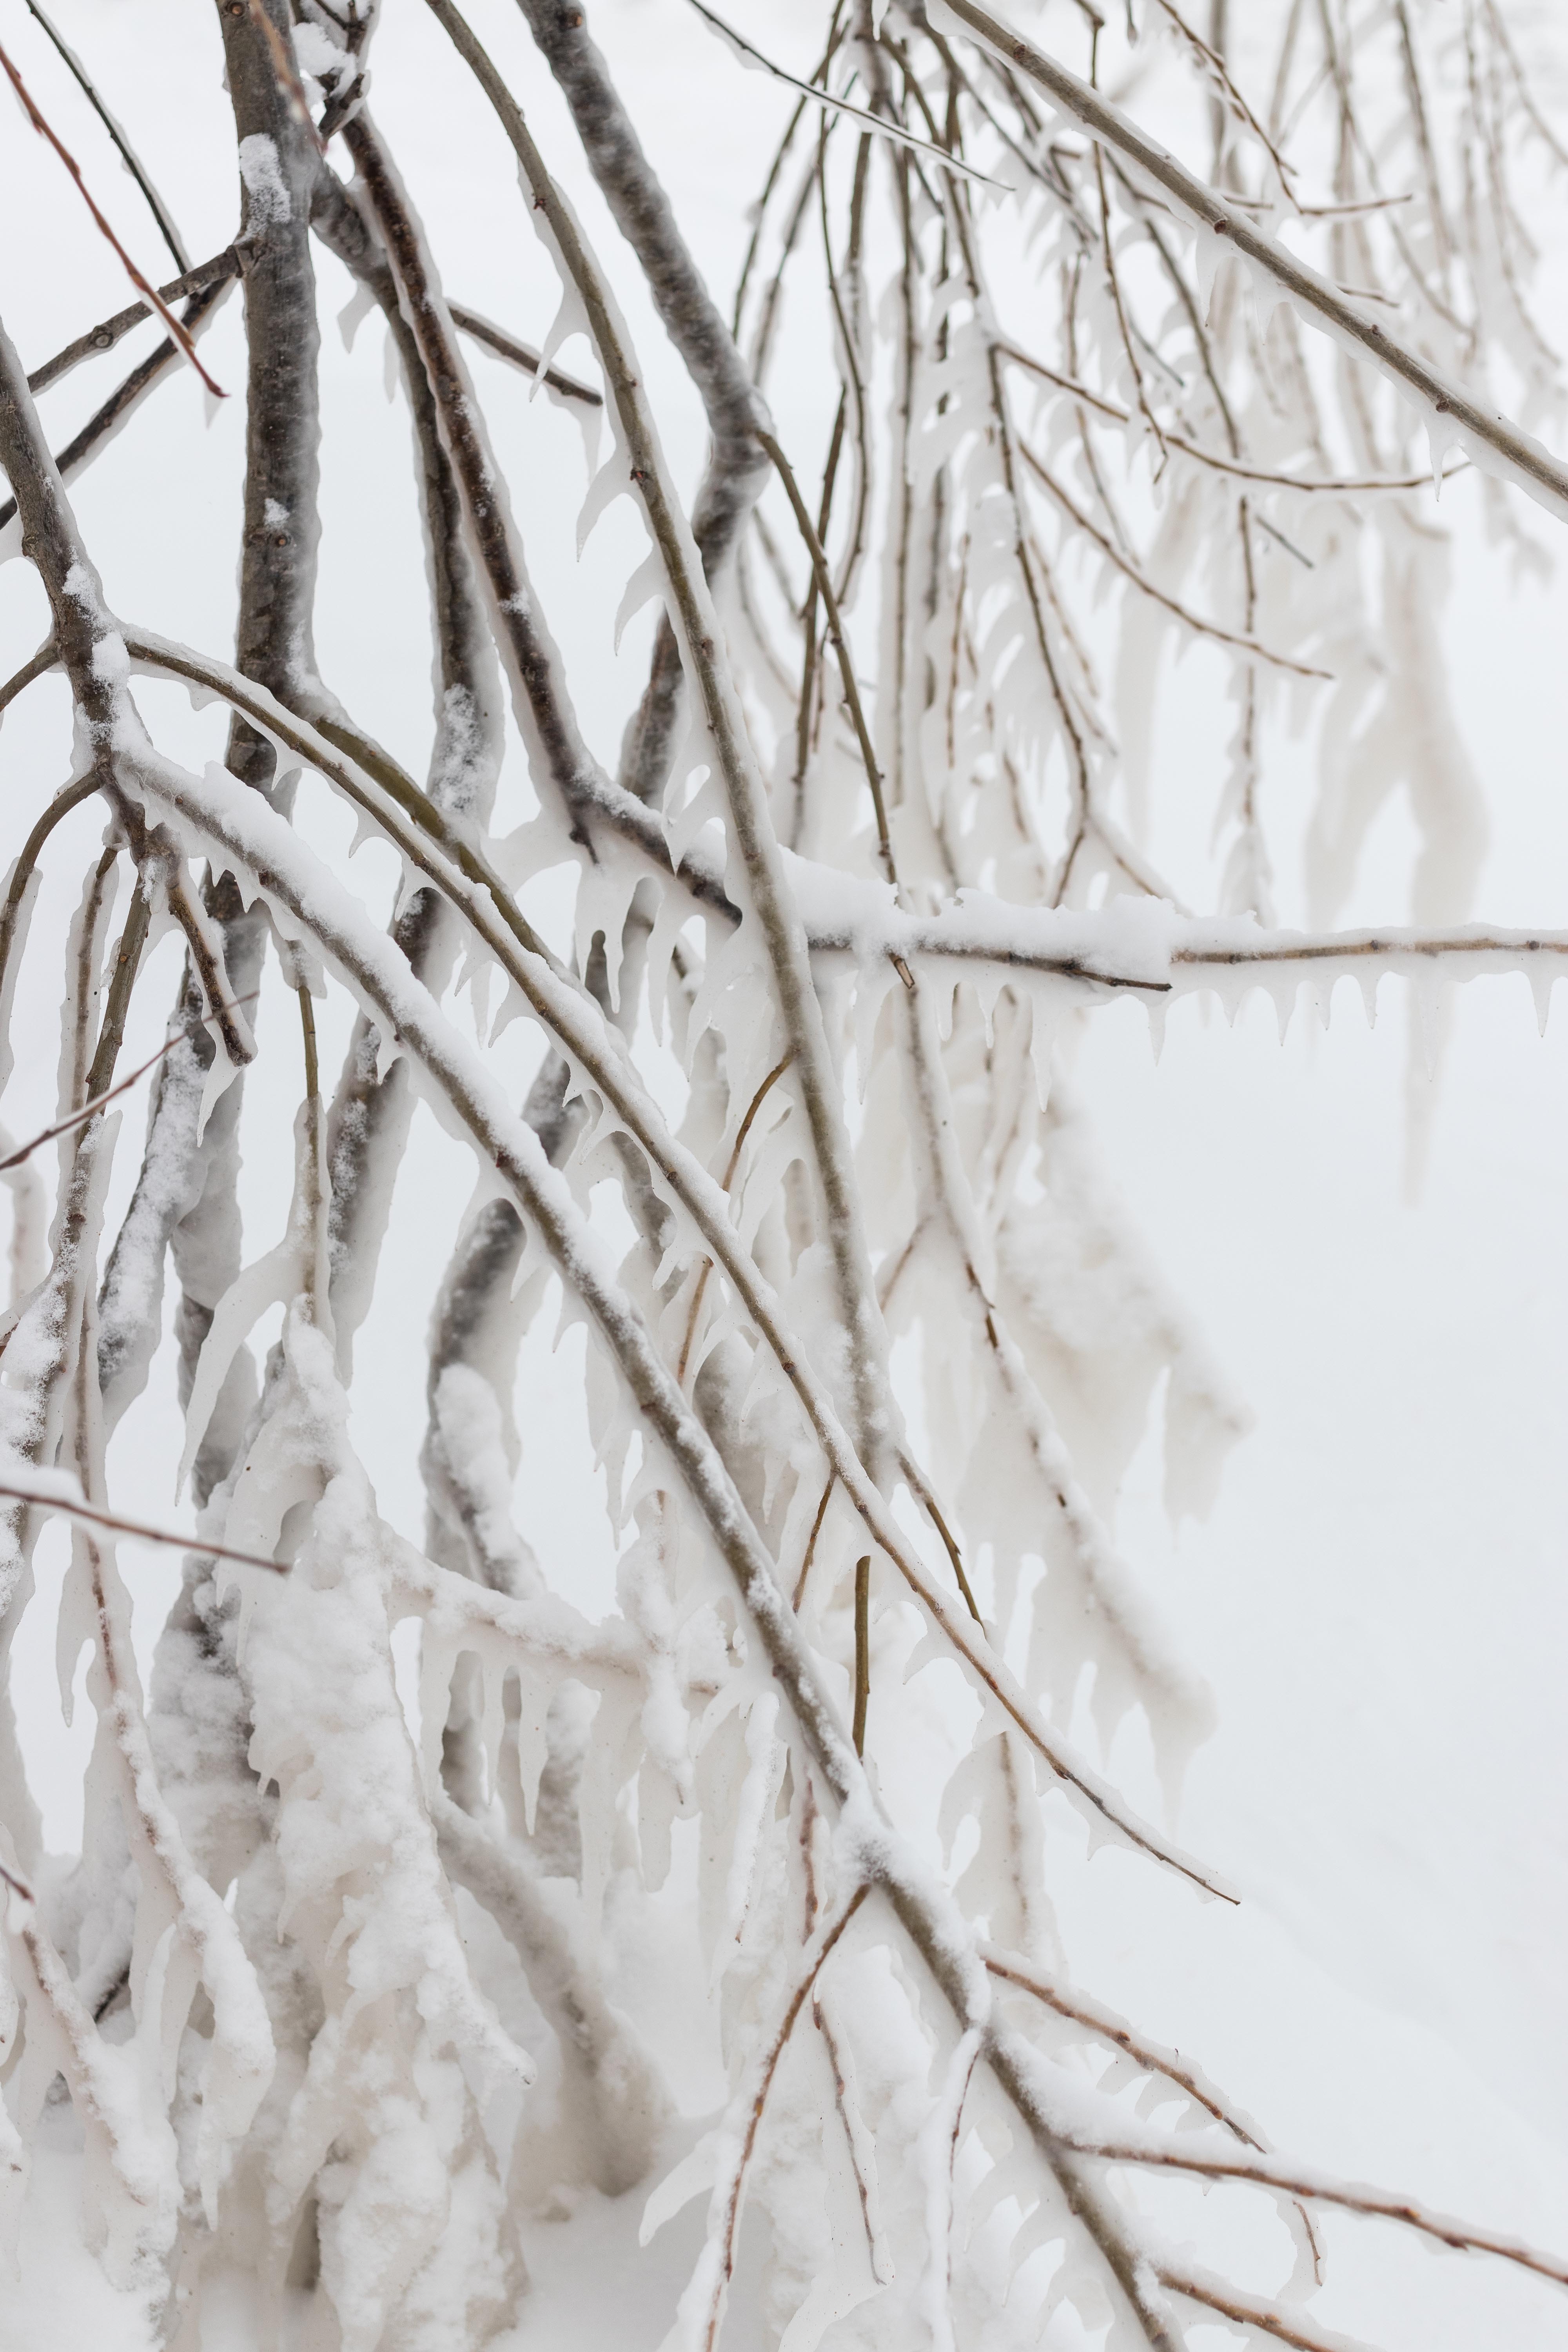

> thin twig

[
  {"left": 448, "top": 303, "right": 603, "bottom": 403},
  {"left": 26, "top": 249, "right": 240, "bottom": 396},
  {"left": 0, "top": 1476, "right": 284, "bottom": 1574},
  {"left": 22, "top": 0, "right": 190, "bottom": 271},
  {"left": 851, "top": 1554, "right": 871, "bottom": 1755},
  {"left": 684, "top": 0, "right": 1004, "bottom": 191},
  {"left": 999, "top": 344, "right": 1465, "bottom": 492},
  {"left": 0, "top": 37, "right": 222, "bottom": 397},
  {"left": 676, "top": 1051, "right": 794, "bottom": 1386},
  {"left": 757, "top": 426, "right": 896, "bottom": 883},
  {"left": 982, "top": 1946, "right": 1263, "bottom": 2143},
  {"left": 1023, "top": 446, "right": 1333, "bottom": 677},
  {"left": 0, "top": 274, "right": 234, "bottom": 533},
  {"left": 792, "top": 1473, "right": 835, "bottom": 1611},
  {"left": 1157, "top": 2267, "right": 1375, "bottom": 2352},
  {"left": 1062, "top": 2127, "right": 1568, "bottom": 2283},
  {"left": 898, "top": 1449, "right": 984, "bottom": 1624},
  {"left": 0, "top": 992, "right": 260, "bottom": 1173}
]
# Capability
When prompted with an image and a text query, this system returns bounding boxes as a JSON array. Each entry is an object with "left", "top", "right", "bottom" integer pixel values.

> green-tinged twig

[{"left": 852, "top": 1554, "right": 871, "bottom": 1754}]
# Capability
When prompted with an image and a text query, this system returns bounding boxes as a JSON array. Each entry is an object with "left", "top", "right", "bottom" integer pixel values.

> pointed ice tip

[
  {"left": 614, "top": 553, "right": 665, "bottom": 653},
  {"left": 1530, "top": 964, "right": 1555, "bottom": 1037},
  {"left": 1427, "top": 412, "right": 1460, "bottom": 502},
  {"left": 1358, "top": 968, "right": 1380, "bottom": 1030}
]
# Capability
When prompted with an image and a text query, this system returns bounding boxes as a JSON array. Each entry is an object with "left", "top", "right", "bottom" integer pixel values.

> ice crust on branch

[{"left": 0, "top": 0, "right": 1566, "bottom": 2345}]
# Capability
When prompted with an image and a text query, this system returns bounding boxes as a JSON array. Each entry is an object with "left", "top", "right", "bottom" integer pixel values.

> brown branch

[
  {"left": 448, "top": 302, "right": 602, "bottom": 403},
  {"left": 428, "top": 0, "right": 895, "bottom": 1484},
  {"left": 26, "top": 248, "right": 240, "bottom": 396},
  {"left": 791, "top": 1473, "right": 835, "bottom": 1611},
  {"left": 757, "top": 425, "right": 897, "bottom": 884},
  {"left": 704, "top": 1885, "right": 872, "bottom": 2347},
  {"left": 983, "top": 1946, "right": 1263, "bottom": 2143},
  {"left": 898, "top": 1448, "right": 984, "bottom": 1624},
  {"left": 1157, "top": 2268, "right": 1377, "bottom": 2352},
  {"left": 1000, "top": 344, "right": 1465, "bottom": 492},
  {"left": 1022, "top": 446, "right": 1333, "bottom": 678},
  {"left": 0, "top": 1476, "right": 283, "bottom": 1575},
  {"left": 1070, "top": 2133, "right": 1568, "bottom": 2285},
  {"left": 0, "top": 274, "right": 234, "bottom": 534}
]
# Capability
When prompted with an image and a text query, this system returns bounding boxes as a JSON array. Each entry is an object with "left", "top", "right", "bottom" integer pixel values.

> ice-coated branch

[
  {"left": 218, "top": 0, "right": 331, "bottom": 765},
  {"left": 1022, "top": 444, "right": 1333, "bottom": 679},
  {"left": 932, "top": 0, "right": 1568, "bottom": 526},
  {"left": 432, "top": 1789, "right": 669, "bottom": 2195},
  {"left": 670, "top": 1883, "right": 871, "bottom": 2352},
  {"left": 1077, "top": 2132, "right": 1568, "bottom": 2287},
  {"left": 333, "top": 105, "right": 693, "bottom": 880},
  {"left": 512, "top": 0, "right": 775, "bottom": 804},
  {"left": 10, "top": 610, "right": 1229, "bottom": 1897},
  {"left": 1154, "top": 2269, "right": 1377, "bottom": 2352},
  {"left": 1, "top": 1868, "right": 179, "bottom": 2289},
  {"left": 0, "top": 273, "right": 233, "bottom": 535},
  {"left": 424, "top": 0, "right": 898, "bottom": 1486},
  {"left": 305, "top": 163, "right": 505, "bottom": 1356},
  {"left": 757, "top": 425, "right": 897, "bottom": 882},
  {"left": 982, "top": 1943, "right": 1264, "bottom": 2144},
  {"left": 116, "top": 733, "right": 1180, "bottom": 2341},
  {"left": 999, "top": 344, "right": 1461, "bottom": 494},
  {"left": 119, "top": 626, "right": 1230, "bottom": 1884},
  {"left": 0, "top": 1467, "right": 284, "bottom": 1573},
  {"left": 0, "top": 991, "right": 254, "bottom": 1174},
  {"left": 446, "top": 301, "right": 603, "bottom": 404},
  {"left": 387, "top": 1535, "right": 646, "bottom": 1679}
]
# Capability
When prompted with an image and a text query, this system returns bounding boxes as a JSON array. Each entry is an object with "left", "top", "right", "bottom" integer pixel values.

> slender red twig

[{"left": 0, "top": 35, "right": 224, "bottom": 398}]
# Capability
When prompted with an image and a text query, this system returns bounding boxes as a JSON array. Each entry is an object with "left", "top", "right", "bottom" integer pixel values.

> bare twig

[
  {"left": 0, "top": 36, "right": 221, "bottom": 396},
  {"left": 0, "top": 1474, "right": 284, "bottom": 1575},
  {"left": 22, "top": 0, "right": 190, "bottom": 271},
  {"left": 685, "top": 0, "right": 1005, "bottom": 191},
  {"left": 26, "top": 249, "right": 240, "bottom": 396},
  {"left": 0, "top": 993, "right": 259, "bottom": 1173},
  {"left": 757, "top": 425, "right": 897, "bottom": 882},
  {"left": 448, "top": 302, "right": 603, "bottom": 403},
  {"left": 1157, "top": 2268, "right": 1376, "bottom": 2352}
]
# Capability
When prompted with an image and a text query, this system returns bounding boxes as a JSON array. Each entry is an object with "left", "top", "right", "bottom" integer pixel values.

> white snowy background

[{"left": 0, "top": 1, "right": 1565, "bottom": 2345}]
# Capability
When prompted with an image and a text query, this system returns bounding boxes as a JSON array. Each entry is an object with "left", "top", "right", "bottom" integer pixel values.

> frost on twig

[{"left": 1, "top": 2, "right": 1566, "bottom": 2345}]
